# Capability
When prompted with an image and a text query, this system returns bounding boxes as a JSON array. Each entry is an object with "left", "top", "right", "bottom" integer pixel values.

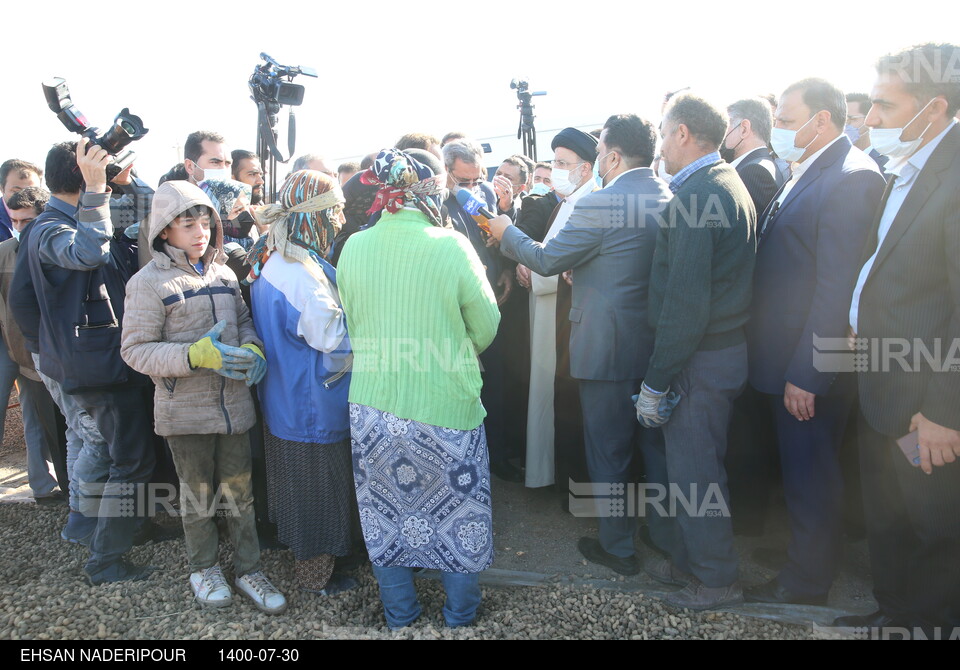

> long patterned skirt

[
  {"left": 349, "top": 403, "right": 494, "bottom": 574},
  {"left": 264, "top": 429, "right": 353, "bottom": 561}
]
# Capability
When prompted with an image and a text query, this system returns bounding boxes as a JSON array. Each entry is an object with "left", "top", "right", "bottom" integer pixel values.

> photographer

[{"left": 10, "top": 138, "right": 160, "bottom": 584}]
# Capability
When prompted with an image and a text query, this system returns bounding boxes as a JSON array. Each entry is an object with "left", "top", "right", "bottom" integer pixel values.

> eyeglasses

[
  {"left": 551, "top": 159, "right": 583, "bottom": 169},
  {"left": 846, "top": 115, "right": 866, "bottom": 123},
  {"left": 454, "top": 177, "right": 484, "bottom": 188}
]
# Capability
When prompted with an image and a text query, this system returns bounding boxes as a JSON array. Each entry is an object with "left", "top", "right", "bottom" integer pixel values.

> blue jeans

[
  {"left": 33, "top": 354, "right": 108, "bottom": 513},
  {"left": 18, "top": 376, "right": 59, "bottom": 497},
  {"left": 72, "top": 385, "right": 156, "bottom": 579},
  {"left": 371, "top": 565, "right": 481, "bottom": 629}
]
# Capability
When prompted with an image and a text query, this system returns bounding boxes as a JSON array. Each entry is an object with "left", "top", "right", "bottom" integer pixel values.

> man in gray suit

[
  {"left": 838, "top": 43, "right": 960, "bottom": 634},
  {"left": 488, "top": 114, "right": 672, "bottom": 575}
]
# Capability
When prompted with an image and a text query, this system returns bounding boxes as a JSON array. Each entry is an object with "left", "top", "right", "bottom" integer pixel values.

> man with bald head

[{"left": 643, "top": 93, "right": 756, "bottom": 610}]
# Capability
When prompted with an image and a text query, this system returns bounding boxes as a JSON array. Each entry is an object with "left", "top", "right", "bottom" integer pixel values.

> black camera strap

[{"left": 257, "top": 101, "right": 296, "bottom": 164}]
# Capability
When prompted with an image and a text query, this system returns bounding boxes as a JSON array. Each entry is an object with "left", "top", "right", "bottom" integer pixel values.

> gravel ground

[
  {"left": 0, "top": 504, "right": 824, "bottom": 640},
  {"left": 1, "top": 399, "right": 861, "bottom": 640}
]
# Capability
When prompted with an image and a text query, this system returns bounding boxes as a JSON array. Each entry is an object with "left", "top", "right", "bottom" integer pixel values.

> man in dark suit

[
  {"left": 641, "top": 93, "right": 757, "bottom": 611},
  {"left": 722, "top": 97, "right": 785, "bottom": 214},
  {"left": 745, "top": 79, "right": 886, "bottom": 606},
  {"left": 442, "top": 139, "right": 520, "bottom": 482},
  {"left": 837, "top": 44, "right": 960, "bottom": 635},
  {"left": 488, "top": 115, "right": 672, "bottom": 575},
  {"left": 846, "top": 92, "right": 890, "bottom": 172},
  {"left": 721, "top": 98, "right": 790, "bottom": 538}
]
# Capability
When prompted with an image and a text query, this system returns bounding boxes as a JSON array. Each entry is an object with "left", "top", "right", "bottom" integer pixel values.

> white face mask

[
  {"left": 11, "top": 229, "right": 20, "bottom": 242},
  {"left": 552, "top": 163, "right": 583, "bottom": 197},
  {"left": 869, "top": 98, "right": 936, "bottom": 158},
  {"left": 770, "top": 114, "right": 818, "bottom": 163},
  {"left": 198, "top": 167, "right": 230, "bottom": 183}
]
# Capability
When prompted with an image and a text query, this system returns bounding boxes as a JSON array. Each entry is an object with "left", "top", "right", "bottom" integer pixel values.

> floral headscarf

[{"left": 360, "top": 149, "right": 445, "bottom": 227}]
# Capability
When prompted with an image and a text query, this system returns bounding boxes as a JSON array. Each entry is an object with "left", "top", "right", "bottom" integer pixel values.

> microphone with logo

[{"left": 455, "top": 187, "right": 494, "bottom": 236}]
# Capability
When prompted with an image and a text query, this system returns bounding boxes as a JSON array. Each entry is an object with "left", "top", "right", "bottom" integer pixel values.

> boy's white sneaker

[
  {"left": 190, "top": 565, "right": 233, "bottom": 607},
  {"left": 235, "top": 570, "right": 287, "bottom": 614}
]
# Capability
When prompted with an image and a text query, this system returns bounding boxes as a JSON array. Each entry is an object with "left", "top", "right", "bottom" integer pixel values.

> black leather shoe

[
  {"left": 577, "top": 537, "right": 640, "bottom": 576},
  {"left": 744, "top": 578, "right": 828, "bottom": 606},
  {"left": 35, "top": 491, "right": 68, "bottom": 507},
  {"left": 491, "top": 461, "right": 524, "bottom": 483},
  {"left": 833, "top": 610, "right": 898, "bottom": 628}
]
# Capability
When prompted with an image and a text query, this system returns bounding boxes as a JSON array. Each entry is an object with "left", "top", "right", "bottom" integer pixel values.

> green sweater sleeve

[
  {"left": 455, "top": 236, "right": 501, "bottom": 355},
  {"left": 645, "top": 201, "right": 715, "bottom": 391}
]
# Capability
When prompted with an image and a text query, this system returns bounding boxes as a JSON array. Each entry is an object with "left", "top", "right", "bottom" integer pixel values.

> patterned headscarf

[
  {"left": 243, "top": 170, "right": 345, "bottom": 284},
  {"left": 360, "top": 149, "right": 445, "bottom": 227},
  {"left": 203, "top": 179, "right": 253, "bottom": 238}
]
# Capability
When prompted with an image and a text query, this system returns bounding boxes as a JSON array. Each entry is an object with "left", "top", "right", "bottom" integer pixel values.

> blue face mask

[
  {"left": 593, "top": 151, "right": 615, "bottom": 188},
  {"left": 844, "top": 124, "right": 861, "bottom": 143},
  {"left": 530, "top": 183, "right": 552, "bottom": 196}
]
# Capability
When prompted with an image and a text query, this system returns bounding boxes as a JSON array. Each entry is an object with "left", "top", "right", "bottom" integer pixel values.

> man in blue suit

[
  {"left": 745, "top": 78, "right": 885, "bottom": 605},
  {"left": 488, "top": 115, "right": 672, "bottom": 575}
]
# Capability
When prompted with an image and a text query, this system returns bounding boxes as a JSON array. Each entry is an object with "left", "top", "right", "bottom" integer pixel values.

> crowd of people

[{"left": 0, "top": 41, "right": 957, "bottom": 634}]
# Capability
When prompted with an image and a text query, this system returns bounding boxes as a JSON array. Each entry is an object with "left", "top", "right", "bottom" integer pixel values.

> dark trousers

[
  {"left": 72, "top": 385, "right": 156, "bottom": 578},
  {"left": 479, "top": 331, "right": 509, "bottom": 466},
  {"left": 248, "top": 389, "right": 271, "bottom": 530},
  {"left": 644, "top": 345, "right": 746, "bottom": 588},
  {"left": 499, "top": 286, "right": 529, "bottom": 458},
  {"left": 765, "top": 374, "right": 854, "bottom": 596},
  {"left": 858, "top": 412, "right": 960, "bottom": 628},
  {"left": 578, "top": 378, "right": 643, "bottom": 558},
  {"left": 555, "top": 278, "right": 587, "bottom": 508},
  {"left": 725, "top": 385, "right": 778, "bottom": 534}
]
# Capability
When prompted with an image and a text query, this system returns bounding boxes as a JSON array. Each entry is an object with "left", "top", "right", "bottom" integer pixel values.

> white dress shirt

[{"left": 848, "top": 120, "right": 957, "bottom": 332}]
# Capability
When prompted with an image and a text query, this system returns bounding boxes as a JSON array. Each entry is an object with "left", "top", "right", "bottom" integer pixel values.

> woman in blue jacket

[{"left": 245, "top": 170, "right": 355, "bottom": 595}]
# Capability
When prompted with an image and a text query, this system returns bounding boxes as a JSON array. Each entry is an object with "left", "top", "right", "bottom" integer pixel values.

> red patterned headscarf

[{"left": 360, "top": 149, "right": 445, "bottom": 226}]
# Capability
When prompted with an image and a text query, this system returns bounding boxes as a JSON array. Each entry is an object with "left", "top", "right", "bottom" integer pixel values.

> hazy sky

[{"left": 4, "top": 0, "right": 957, "bottom": 184}]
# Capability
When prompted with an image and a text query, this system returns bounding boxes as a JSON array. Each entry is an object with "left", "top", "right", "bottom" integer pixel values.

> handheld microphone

[
  {"left": 455, "top": 187, "right": 494, "bottom": 235},
  {"left": 455, "top": 188, "right": 495, "bottom": 219}
]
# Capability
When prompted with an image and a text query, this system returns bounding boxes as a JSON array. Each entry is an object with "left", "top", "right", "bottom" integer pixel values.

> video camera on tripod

[
  {"left": 511, "top": 78, "right": 546, "bottom": 160},
  {"left": 249, "top": 53, "right": 317, "bottom": 202}
]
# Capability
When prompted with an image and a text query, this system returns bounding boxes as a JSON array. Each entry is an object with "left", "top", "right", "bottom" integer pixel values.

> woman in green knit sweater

[{"left": 337, "top": 149, "right": 501, "bottom": 629}]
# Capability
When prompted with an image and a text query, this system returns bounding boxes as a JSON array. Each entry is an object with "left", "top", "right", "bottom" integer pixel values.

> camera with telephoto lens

[{"left": 42, "top": 77, "right": 149, "bottom": 174}]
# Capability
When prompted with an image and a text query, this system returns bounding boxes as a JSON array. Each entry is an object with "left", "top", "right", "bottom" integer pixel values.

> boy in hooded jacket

[{"left": 120, "top": 180, "right": 286, "bottom": 614}]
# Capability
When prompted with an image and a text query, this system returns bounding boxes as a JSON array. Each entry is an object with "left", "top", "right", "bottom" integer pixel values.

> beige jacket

[{"left": 120, "top": 181, "right": 262, "bottom": 436}]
